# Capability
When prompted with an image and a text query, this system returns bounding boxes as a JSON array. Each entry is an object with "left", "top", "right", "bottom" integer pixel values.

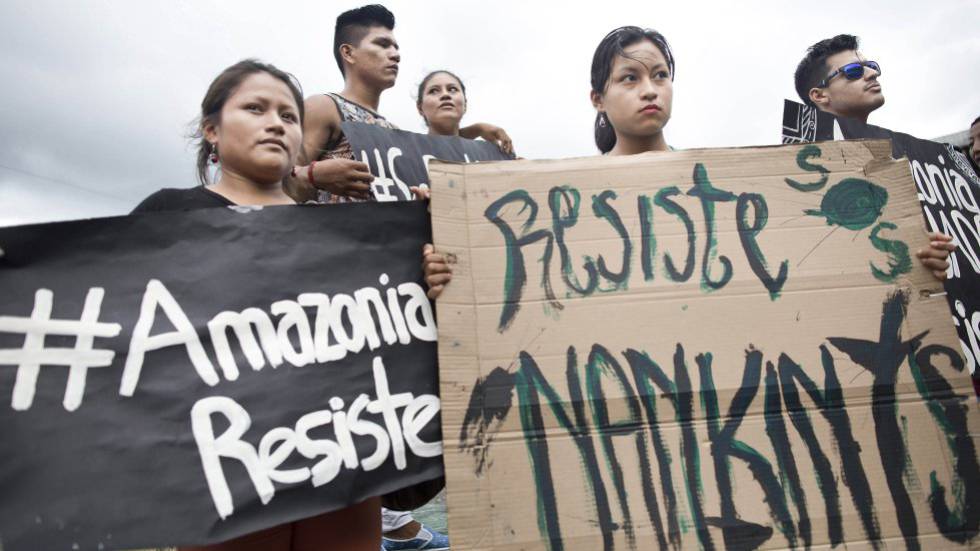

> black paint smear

[
  {"left": 704, "top": 516, "right": 773, "bottom": 551},
  {"left": 763, "top": 362, "right": 812, "bottom": 549},
  {"left": 829, "top": 291, "right": 926, "bottom": 551},
  {"left": 485, "top": 190, "right": 560, "bottom": 331},
  {"left": 586, "top": 345, "right": 668, "bottom": 550},
  {"left": 458, "top": 367, "right": 517, "bottom": 476},
  {"left": 911, "top": 344, "right": 980, "bottom": 543},
  {"left": 779, "top": 346, "right": 879, "bottom": 548},
  {"left": 516, "top": 349, "right": 616, "bottom": 551},
  {"left": 699, "top": 349, "right": 791, "bottom": 550},
  {"left": 624, "top": 349, "right": 683, "bottom": 550},
  {"left": 549, "top": 186, "right": 599, "bottom": 296}
]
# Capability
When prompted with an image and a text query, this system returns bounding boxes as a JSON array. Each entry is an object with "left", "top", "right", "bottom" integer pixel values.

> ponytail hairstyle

[
  {"left": 193, "top": 59, "right": 304, "bottom": 185},
  {"left": 590, "top": 26, "right": 675, "bottom": 154}
]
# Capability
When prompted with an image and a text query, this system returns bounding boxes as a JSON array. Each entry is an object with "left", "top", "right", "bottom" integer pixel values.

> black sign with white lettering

[
  {"left": 781, "top": 99, "right": 836, "bottom": 144},
  {"left": 341, "top": 122, "right": 513, "bottom": 202},
  {"left": 0, "top": 202, "right": 442, "bottom": 550},
  {"left": 781, "top": 99, "right": 980, "bottom": 392}
]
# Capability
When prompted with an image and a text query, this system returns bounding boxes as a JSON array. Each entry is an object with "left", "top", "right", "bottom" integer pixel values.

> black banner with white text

[
  {"left": 341, "top": 121, "right": 513, "bottom": 201},
  {"left": 0, "top": 202, "right": 442, "bottom": 550}
]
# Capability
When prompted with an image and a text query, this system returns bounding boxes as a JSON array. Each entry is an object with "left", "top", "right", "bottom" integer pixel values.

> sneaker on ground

[{"left": 382, "top": 524, "right": 450, "bottom": 551}]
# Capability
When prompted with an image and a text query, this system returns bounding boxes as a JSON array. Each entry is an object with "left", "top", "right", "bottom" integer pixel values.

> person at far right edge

[{"left": 793, "top": 33, "right": 956, "bottom": 281}]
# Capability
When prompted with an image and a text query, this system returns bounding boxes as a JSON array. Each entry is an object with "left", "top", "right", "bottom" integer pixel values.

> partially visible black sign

[
  {"left": 0, "top": 203, "right": 442, "bottom": 550},
  {"left": 781, "top": 99, "right": 980, "bottom": 387},
  {"left": 342, "top": 122, "right": 513, "bottom": 202},
  {"left": 781, "top": 99, "right": 836, "bottom": 143}
]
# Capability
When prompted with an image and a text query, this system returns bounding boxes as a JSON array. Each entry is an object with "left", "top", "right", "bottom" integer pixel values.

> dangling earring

[
  {"left": 599, "top": 113, "right": 607, "bottom": 127},
  {"left": 209, "top": 143, "right": 219, "bottom": 164}
]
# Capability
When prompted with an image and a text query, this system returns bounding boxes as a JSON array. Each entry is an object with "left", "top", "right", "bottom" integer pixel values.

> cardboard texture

[{"left": 430, "top": 141, "right": 980, "bottom": 550}]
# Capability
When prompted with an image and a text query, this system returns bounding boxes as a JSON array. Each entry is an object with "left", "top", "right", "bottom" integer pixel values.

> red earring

[{"left": 209, "top": 144, "right": 219, "bottom": 164}]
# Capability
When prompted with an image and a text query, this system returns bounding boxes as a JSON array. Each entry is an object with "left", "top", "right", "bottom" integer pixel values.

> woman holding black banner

[{"left": 132, "top": 59, "right": 388, "bottom": 551}]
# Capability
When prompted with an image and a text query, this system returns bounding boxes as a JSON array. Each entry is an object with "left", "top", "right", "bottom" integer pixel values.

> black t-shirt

[{"left": 131, "top": 187, "right": 235, "bottom": 213}]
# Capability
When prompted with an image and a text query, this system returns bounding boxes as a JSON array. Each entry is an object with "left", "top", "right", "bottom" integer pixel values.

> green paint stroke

[
  {"left": 869, "top": 221, "right": 912, "bottom": 282},
  {"left": 786, "top": 144, "right": 830, "bottom": 192},
  {"left": 804, "top": 178, "right": 888, "bottom": 230}
]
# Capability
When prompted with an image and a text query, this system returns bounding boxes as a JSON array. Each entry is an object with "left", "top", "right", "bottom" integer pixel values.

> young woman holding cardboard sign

[{"left": 586, "top": 26, "right": 954, "bottom": 279}]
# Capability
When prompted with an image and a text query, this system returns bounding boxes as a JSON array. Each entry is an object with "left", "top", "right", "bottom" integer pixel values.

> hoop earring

[{"left": 209, "top": 144, "right": 219, "bottom": 164}]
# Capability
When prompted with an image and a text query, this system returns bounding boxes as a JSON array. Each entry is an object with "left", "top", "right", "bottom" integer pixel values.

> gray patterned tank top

[{"left": 318, "top": 93, "right": 398, "bottom": 204}]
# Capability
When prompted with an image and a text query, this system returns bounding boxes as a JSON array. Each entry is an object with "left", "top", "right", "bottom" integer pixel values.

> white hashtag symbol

[{"left": 0, "top": 288, "right": 122, "bottom": 411}]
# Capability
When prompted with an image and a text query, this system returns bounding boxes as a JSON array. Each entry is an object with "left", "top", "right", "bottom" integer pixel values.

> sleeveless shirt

[{"left": 318, "top": 93, "right": 397, "bottom": 204}]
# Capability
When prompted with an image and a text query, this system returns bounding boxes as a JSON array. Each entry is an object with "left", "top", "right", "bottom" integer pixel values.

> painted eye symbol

[
  {"left": 786, "top": 144, "right": 911, "bottom": 282},
  {"left": 804, "top": 178, "right": 888, "bottom": 230}
]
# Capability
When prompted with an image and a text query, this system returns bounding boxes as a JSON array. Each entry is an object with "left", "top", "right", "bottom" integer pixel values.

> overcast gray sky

[{"left": 1, "top": 0, "right": 978, "bottom": 226}]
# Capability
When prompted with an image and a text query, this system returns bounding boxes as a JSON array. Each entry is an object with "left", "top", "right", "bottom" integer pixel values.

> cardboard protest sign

[
  {"left": 0, "top": 203, "right": 442, "bottom": 551},
  {"left": 430, "top": 141, "right": 980, "bottom": 550},
  {"left": 341, "top": 121, "right": 513, "bottom": 202},
  {"left": 782, "top": 99, "right": 980, "bottom": 387}
]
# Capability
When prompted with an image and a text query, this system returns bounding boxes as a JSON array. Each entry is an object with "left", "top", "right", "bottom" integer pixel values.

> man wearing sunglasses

[
  {"left": 794, "top": 34, "right": 884, "bottom": 123},
  {"left": 792, "top": 34, "right": 957, "bottom": 281}
]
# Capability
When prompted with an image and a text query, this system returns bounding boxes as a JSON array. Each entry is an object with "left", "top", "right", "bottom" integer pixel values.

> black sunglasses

[{"left": 818, "top": 60, "right": 881, "bottom": 88}]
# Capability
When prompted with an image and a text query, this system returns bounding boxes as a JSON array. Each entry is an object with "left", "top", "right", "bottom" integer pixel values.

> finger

[
  {"left": 423, "top": 243, "right": 434, "bottom": 256},
  {"left": 346, "top": 180, "right": 371, "bottom": 191},
  {"left": 930, "top": 240, "right": 957, "bottom": 251},
  {"left": 422, "top": 260, "right": 452, "bottom": 277},
  {"left": 917, "top": 248, "right": 950, "bottom": 260},
  {"left": 926, "top": 232, "right": 954, "bottom": 242},
  {"left": 351, "top": 170, "right": 375, "bottom": 184},
  {"left": 344, "top": 183, "right": 372, "bottom": 199},
  {"left": 345, "top": 160, "right": 371, "bottom": 172},
  {"left": 919, "top": 258, "right": 950, "bottom": 271},
  {"left": 410, "top": 186, "right": 431, "bottom": 201},
  {"left": 426, "top": 273, "right": 452, "bottom": 286},
  {"left": 425, "top": 267, "right": 451, "bottom": 280},
  {"left": 427, "top": 284, "right": 444, "bottom": 300},
  {"left": 932, "top": 270, "right": 948, "bottom": 280}
]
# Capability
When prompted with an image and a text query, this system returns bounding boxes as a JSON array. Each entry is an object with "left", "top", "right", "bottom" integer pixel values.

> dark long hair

[
  {"left": 416, "top": 70, "right": 467, "bottom": 126},
  {"left": 193, "top": 59, "right": 304, "bottom": 185},
  {"left": 590, "top": 26, "right": 675, "bottom": 154}
]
